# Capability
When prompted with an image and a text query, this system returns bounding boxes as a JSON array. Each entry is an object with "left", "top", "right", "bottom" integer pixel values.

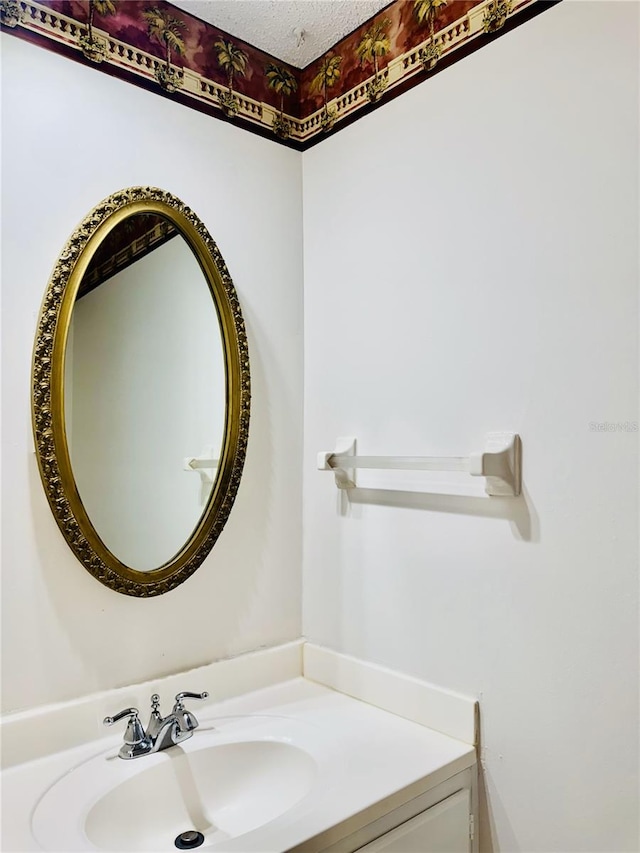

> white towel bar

[
  {"left": 183, "top": 445, "right": 219, "bottom": 473},
  {"left": 186, "top": 457, "right": 220, "bottom": 470},
  {"left": 318, "top": 432, "right": 521, "bottom": 496}
]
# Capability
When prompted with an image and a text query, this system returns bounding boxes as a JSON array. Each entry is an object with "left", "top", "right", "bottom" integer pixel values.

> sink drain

[{"left": 174, "top": 830, "right": 205, "bottom": 849}]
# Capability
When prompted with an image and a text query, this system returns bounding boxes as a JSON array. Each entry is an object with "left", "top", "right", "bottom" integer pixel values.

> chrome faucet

[{"left": 104, "top": 691, "right": 209, "bottom": 760}]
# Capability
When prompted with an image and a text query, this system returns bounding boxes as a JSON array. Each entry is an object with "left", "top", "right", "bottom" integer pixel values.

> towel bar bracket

[{"left": 317, "top": 436, "right": 357, "bottom": 489}]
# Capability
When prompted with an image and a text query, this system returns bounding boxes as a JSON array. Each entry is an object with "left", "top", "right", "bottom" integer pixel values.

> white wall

[
  {"left": 302, "top": 3, "right": 639, "bottom": 851},
  {"left": 1, "top": 34, "right": 303, "bottom": 712},
  {"left": 70, "top": 235, "right": 225, "bottom": 570}
]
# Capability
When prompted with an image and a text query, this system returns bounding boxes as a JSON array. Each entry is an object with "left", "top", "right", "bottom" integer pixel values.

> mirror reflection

[{"left": 64, "top": 213, "right": 226, "bottom": 571}]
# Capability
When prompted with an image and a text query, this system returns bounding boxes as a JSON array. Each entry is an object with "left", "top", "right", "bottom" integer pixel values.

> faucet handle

[
  {"left": 104, "top": 707, "right": 152, "bottom": 759},
  {"left": 104, "top": 707, "right": 140, "bottom": 727},
  {"left": 172, "top": 691, "right": 209, "bottom": 711},
  {"left": 103, "top": 708, "right": 148, "bottom": 747},
  {"left": 172, "top": 692, "right": 209, "bottom": 734}
]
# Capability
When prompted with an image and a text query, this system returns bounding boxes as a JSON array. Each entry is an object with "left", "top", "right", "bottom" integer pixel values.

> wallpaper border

[{"left": 1, "top": 0, "right": 561, "bottom": 150}]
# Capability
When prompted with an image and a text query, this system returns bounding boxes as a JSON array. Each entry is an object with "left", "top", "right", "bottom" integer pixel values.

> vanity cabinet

[
  {"left": 355, "top": 789, "right": 471, "bottom": 852},
  {"left": 315, "top": 767, "right": 476, "bottom": 853}
]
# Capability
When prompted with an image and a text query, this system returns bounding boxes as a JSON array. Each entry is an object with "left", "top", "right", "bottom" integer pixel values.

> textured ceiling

[{"left": 170, "top": 0, "right": 392, "bottom": 68}]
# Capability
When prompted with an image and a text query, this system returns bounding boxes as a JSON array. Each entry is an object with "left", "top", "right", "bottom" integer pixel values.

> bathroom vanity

[{"left": 0, "top": 645, "right": 478, "bottom": 853}]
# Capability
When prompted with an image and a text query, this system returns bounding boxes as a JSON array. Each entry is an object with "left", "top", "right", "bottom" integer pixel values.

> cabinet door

[{"left": 356, "top": 788, "right": 470, "bottom": 853}]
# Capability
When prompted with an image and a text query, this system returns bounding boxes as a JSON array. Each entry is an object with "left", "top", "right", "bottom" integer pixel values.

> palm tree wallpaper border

[{"left": 1, "top": 0, "right": 559, "bottom": 148}]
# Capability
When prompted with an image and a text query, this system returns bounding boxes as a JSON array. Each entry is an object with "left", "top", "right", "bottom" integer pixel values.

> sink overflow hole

[{"left": 174, "top": 830, "right": 205, "bottom": 849}]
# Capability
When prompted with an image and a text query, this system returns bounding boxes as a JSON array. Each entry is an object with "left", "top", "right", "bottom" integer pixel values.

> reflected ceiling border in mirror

[{"left": 32, "top": 186, "right": 250, "bottom": 596}]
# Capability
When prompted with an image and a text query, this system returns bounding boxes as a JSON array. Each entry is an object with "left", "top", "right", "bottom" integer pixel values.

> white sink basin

[{"left": 31, "top": 720, "right": 320, "bottom": 851}]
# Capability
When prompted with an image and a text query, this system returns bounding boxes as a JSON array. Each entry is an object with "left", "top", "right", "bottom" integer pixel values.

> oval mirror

[{"left": 32, "top": 188, "right": 250, "bottom": 596}]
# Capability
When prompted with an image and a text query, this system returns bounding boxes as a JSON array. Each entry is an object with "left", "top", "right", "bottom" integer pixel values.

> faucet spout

[{"left": 151, "top": 715, "right": 188, "bottom": 752}]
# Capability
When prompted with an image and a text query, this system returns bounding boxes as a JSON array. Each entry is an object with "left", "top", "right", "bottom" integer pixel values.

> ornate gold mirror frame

[{"left": 32, "top": 187, "right": 250, "bottom": 596}]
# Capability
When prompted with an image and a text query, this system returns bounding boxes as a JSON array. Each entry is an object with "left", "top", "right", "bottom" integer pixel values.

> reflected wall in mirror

[{"left": 32, "top": 188, "right": 250, "bottom": 596}]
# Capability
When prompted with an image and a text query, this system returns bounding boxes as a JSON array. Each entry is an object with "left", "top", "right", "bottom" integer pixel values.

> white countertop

[{"left": 1, "top": 678, "right": 476, "bottom": 852}]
